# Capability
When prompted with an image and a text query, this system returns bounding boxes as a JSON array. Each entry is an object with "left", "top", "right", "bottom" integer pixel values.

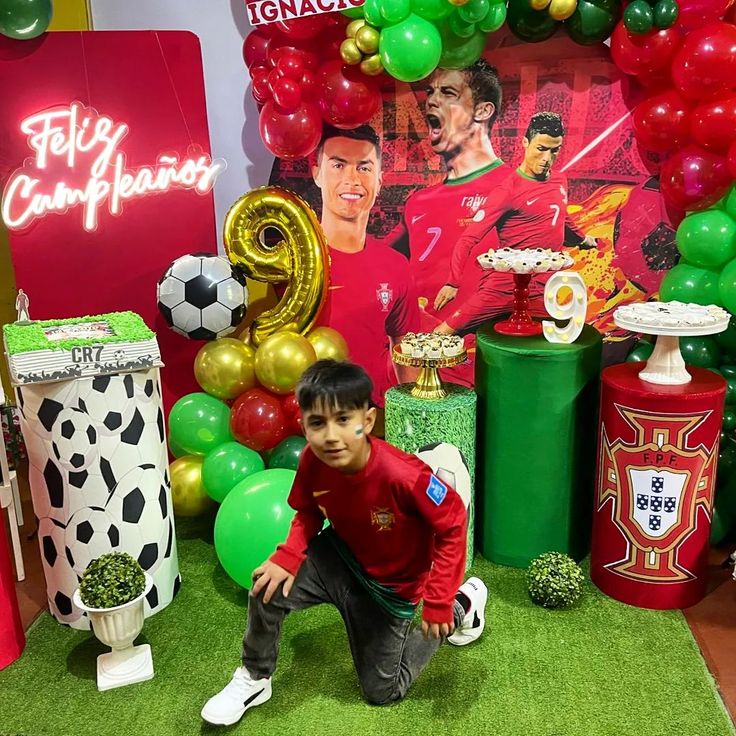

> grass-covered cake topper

[
  {"left": 79, "top": 552, "right": 146, "bottom": 609},
  {"left": 527, "top": 551, "right": 585, "bottom": 609}
]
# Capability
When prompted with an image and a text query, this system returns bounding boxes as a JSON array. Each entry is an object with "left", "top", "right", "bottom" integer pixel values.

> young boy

[{"left": 201, "top": 360, "right": 488, "bottom": 726}]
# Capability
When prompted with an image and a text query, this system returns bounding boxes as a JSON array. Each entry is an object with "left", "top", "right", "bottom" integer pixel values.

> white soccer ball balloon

[{"left": 415, "top": 442, "right": 472, "bottom": 509}]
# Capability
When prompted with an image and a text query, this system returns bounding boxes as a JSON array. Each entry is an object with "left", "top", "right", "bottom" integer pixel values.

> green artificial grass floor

[{"left": 1, "top": 515, "right": 734, "bottom": 736}]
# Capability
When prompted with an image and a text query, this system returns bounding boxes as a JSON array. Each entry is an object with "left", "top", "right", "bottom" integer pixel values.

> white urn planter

[{"left": 73, "top": 573, "right": 155, "bottom": 691}]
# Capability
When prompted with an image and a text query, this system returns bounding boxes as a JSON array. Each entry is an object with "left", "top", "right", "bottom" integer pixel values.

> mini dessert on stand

[
  {"left": 393, "top": 333, "right": 467, "bottom": 400},
  {"left": 614, "top": 301, "right": 730, "bottom": 385},
  {"left": 477, "top": 247, "right": 574, "bottom": 336}
]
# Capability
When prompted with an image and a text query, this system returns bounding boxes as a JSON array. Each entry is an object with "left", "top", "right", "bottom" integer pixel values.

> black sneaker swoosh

[
  {"left": 244, "top": 688, "right": 264, "bottom": 707},
  {"left": 472, "top": 612, "right": 481, "bottom": 629}
]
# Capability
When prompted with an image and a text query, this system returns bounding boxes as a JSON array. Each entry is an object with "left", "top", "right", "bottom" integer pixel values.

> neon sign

[{"left": 1, "top": 102, "right": 226, "bottom": 232}]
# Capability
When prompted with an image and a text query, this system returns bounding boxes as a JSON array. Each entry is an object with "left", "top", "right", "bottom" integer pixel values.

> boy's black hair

[
  {"left": 316, "top": 124, "right": 382, "bottom": 162},
  {"left": 296, "top": 360, "right": 373, "bottom": 413},
  {"left": 525, "top": 112, "right": 565, "bottom": 141}
]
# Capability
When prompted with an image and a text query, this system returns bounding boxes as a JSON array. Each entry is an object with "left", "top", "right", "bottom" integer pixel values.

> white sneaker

[
  {"left": 201, "top": 667, "right": 272, "bottom": 726},
  {"left": 448, "top": 576, "right": 487, "bottom": 646}
]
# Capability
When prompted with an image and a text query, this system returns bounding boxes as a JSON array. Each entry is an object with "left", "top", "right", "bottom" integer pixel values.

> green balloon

[
  {"left": 680, "top": 336, "right": 721, "bottom": 369},
  {"left": 168, "top": 392, "right": 233, "bottom": 456},
  {"left": 459, "top": 0, "right": 490, "bottom": 23},
  {"left": 507, "top": 0, "right": 558, "bottom": 42},
  {"left": 380, "top": 0, "right": 411, "bottom": 24},
  {"left": 478, "top": 1, "right": 507, "bottom": 31},
  {"left": 726, "top": 375, "right": 736, "bottom": 406},
  {"left": 723, "top": 410, "right": 736, "bottom": 432},
  {"left": 341, "top": 6, "right": 366, "bottom": 17},
  {"left": 626, "top": 340, "right": 654, "bottom": 363},
  {"left": 438, "top": 24, "right": 487, "bottom": 67},
  {"left": 565, "top": 0, "right": 620, "bottom": 44},
  {"left": 624, "top": 0, "right": 654, "bottom": 33},
  {"left": 168, "top": 434, "right": 192, "bottom": 459},
  {"left": 411, "top": 0, "right": 454, "bottom": 20},
  {"left": 719, "top": 258, "right": 736, "bottom": 315},
  {"left": 449, "top": 11, "right": 477, "bottom": 37},
  {"left": 0, "top": 0, "right": 51, "bottom": 40},
  {"left": 214, "top": 469, "right": 297, "bottom": 589},
  {"left": 676, "top": 209, "right": 736, "bottom": 269},
  {"left": 660, "top": 262, "right": 723, "bottom": 306},
  {"left": 716, "top": 320, "right": 736, "bottom": 358},
  {"left": 716, "top": 469, "right": 736, "bottom": 518},
  {"left": 202, "top": 441, "right": 265, "bottom": 503},
  {"left": 721, "top": 365, "right": 736, "bottom": 378},
  {"left": 268, "top": 435, "right": 307, "bottom": 471},
  {"left": 653, "top": 0, "right": 678, "bottom": 28},
  {"left": 710, "top": 504, "right": 734, "bottom": 545},
  {"left": 724, "top": 186, "right": 736, "bottom": 221},
  {"left": 364, "top": 0, "right": 386, "bottom": 26},
  {"left": 379, "top": 14, "right": 442, "bottom": 82}
]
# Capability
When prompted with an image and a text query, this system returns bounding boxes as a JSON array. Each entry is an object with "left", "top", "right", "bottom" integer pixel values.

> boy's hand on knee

[
  {"left": 251, "top": 561, "right": 295, "bottom": 604},
  {"left": 421, "top": 620, "right": 455, "bottom": 640}
]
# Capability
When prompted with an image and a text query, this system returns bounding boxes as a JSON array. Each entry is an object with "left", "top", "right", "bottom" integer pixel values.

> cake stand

[
  {"left": 393, "top": 346, "right": 468, "bottom": 400},
  {"left": 477, "top": 248, "right": 574, "bottom": 336},
  {"left": 614, "top": 301, "right": 730, "bottom": 385}
]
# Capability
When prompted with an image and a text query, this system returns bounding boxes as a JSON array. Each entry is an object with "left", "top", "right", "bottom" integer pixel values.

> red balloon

[
  {"left": 277, "top": 52, "right": 305, "bottom": 81},
  {"left": 268, "top": 43, "right": 320, "bottom": 71},
  {"left": 635, "top": 65, "right": 675, "bottom": 93},
  {"left": 230, "top": 388, "right": 288, "bottom": 452},
  {"left": 319, "top": 22, "right": 351, "bottom": 62},
  {"left": 317, "top": 61, "right": 382, "bottom": 129},
  {"left": 675, "top": 0, "right": 733, "bottom": 31},
  {"left": 660, "top": 145, "right": 732, "bottom": 211},
  {"left": 275, "top": 16, "right": 327, "bottom": 40},
  {"left": 243, "top": 29, "right": 272, "bottom": 69},
  {"left": 281, "top": 393, "right": 303, "bottom": 436},
  {"left": 259, "top": 100, "right": 323, "bottom": 159},
  {"left": 251, "top": 68, "right": 272, "bottom": 105},
  {"left": 272, "top": 77, "right": 302, "bottom": 113},
  {"left": 300, "top": 70, "right": 319, "bottom": 102},
  {"left": 691, "top": 96, "right": 736, "bottom": 151},
  {"left": 610, "top": 23, "right": 681, "bottom": 77},
  {"left": 671, "top": 22, "right": 736, "bottom": 100},
  {"left": 728, "top": 139, "right": 736, "bottom": 178},
  {"left": 632, "top": 91, "right": 691, "bottom": 152},
  {"left": 267, "top": 67, "right": 283, "bottom": 91}
]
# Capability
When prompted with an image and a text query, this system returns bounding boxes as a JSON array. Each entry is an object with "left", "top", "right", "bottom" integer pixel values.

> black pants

[{"left": 241, "top": 531, "right": 464, "bottom": 705}]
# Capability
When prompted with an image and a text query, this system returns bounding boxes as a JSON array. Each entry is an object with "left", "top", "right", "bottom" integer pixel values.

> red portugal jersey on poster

[
  {"left": 315, "top": 237, "right": 420, "bottom": 408},
  {"left": 401, "top": 160, "right": 511, "bottom": 317},
  {"left": 449, "top": 168, "right": 584, "bottom": 286}
]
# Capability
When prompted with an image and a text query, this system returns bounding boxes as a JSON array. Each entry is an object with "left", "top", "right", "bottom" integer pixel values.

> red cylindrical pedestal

[
  {"left": 0, "top": 519, "right": 25, "bottom": 669},
  {"left": 591, "top": 363, "right": 726, "bottom": 610}
]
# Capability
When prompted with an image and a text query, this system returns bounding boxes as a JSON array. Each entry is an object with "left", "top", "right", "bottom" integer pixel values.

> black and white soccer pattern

[
  {"left": 415, "top": 442, "right": 473, "bottom": 509},
  {"left": 16, "top": 369, "right": 181, "bottom": 630}
]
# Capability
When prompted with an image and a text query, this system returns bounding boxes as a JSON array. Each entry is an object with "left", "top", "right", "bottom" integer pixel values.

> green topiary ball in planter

[
  {"left": 527, "top": 552, "right": 585, "bottom": 609},
  {"left": 79, "top": 552, "right": 146, "bottom": 609}
]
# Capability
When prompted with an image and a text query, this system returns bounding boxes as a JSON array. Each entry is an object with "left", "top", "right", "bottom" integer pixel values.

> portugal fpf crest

[{"left": 598, "top": 405, "right": 715, "bottom": 583}]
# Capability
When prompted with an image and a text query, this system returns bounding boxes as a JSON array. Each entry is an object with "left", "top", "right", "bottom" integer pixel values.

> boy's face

[{"left": 301, "top": 400, "right": 376, "bottom": 473}]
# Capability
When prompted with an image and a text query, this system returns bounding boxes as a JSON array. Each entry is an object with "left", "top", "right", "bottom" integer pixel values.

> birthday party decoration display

[
  {"left": 542, "top": 271, "right": 588, "bottom": 344},
  {"left": 392, "top": 337, "right": 467, "bottom": 400},
  {"left": 3, "top": 312, "right": 180, "bottom": 630},
  {"left": 591, "top": 302, "right": 728, "bottom": 609}
]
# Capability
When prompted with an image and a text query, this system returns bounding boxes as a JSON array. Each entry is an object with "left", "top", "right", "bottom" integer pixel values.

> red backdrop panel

[
  {"left": 591, "top": 363, "right": 726, "bottom": 609},
  {"left": 0, "top": 31, "right": 219, "bottom": 411}
]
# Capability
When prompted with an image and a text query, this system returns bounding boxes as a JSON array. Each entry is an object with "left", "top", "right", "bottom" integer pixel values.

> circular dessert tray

[
  {"left": 477, "top": 247, "right": 574, "bottom": 274},
  {"left": 393, "top": 346, "right": 467, "bottom": 400}
]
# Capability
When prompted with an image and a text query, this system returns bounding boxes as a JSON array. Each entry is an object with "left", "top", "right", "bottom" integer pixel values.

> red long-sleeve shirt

[{"left": 270, "top": 438, "right": 468, "bottom": 623}]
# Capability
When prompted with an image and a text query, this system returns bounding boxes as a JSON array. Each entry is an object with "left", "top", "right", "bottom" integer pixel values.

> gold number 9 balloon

[{"left": 224, "top": 186, "right": 329, "bottom": 346}]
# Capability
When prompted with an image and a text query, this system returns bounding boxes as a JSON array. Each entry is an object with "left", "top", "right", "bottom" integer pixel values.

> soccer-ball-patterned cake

[{"left": 157, "top": 254, "right": 248, "bottom": 340}]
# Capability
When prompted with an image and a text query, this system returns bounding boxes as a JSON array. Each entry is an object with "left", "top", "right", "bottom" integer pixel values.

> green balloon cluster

[
  {"left": 214, "top": 469, "right": 297, "bottom": 589},
  {"left": 506, "top": 0, "right": 621, "bottom": 46},
  {"left": 168, "top": 393, "right": 233, "bottom": 456},
  {"left": 623, "top": 0, "right": 678, "bottom": 35},
  {"left": 202, "top": 441, "right": 265, "bottom": 503},
  {"left": 661, "top": 186, "right": 736, "bottom": 313},
  {"left": 0, "top": 0, "right": 52, "bottom": 40}
]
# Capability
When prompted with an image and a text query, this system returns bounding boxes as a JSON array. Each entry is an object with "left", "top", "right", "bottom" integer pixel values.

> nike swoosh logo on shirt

[
  {"left": 526, "top": 198, "right": 539, "bottom": 206},
  {"left": 313, "top": 490, "right": 331, "bottom": 497},
  {"left": 411, "top": 214, "right": 426, "bottom": 225}
]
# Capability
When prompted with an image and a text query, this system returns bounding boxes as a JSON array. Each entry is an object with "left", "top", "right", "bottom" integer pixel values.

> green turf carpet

[{"left": 1, "top": 514, "right": 734, "bottom": 736}]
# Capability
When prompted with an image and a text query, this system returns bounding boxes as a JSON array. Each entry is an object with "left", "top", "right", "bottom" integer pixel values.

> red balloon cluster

[
  {"left": 244, "top": 17, "right": 382, "bottom": 160},
  {"left": 230, "top": 387, "right": 303, "bottom": 452},
  {"left": 612, "top": 9, "right": 736, "bottom": 212}
]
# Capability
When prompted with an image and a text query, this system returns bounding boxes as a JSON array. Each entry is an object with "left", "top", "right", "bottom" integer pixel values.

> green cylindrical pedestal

[
  {"left": 385, "top": 384, "right": 477, "bottom": 567},
  {"left": 475, "top": 323, "right": 602, "bottom": 568}
]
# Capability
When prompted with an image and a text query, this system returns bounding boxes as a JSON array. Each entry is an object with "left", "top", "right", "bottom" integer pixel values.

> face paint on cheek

[{"left": 354, "top": 426, "right": 364, "bottom": 437}]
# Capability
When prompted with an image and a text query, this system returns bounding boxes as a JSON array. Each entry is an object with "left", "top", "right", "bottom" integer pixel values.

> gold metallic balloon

[
  {"left": 360, "top": 53, "right": 384, "bottom": 76},
  {"left": 170, "top": 455, "right": 213, "bottom": 517},
  {"left": 346, "top": 18, "right": 366, "bottom": 37},
  {"left": 224, "top": 186, "right": 329, "bottom": 346},
  {"left": 340, "top": 38, "right": 363, "bottom": 65},
  {"left": 307, "top": 326, "right": 350, "bottom": 362},
  {"left": 548, "top": 0, "right": 576, "bottom": 18},
  {"left": 355, "top": 25, "right": 380, "bottom": 54},
  {"left": 194, "top": 338, "right": 256, "bottom": 400},
  {"left": 254, "top": 331, "right": 317, "bottom": 394},
  {"left": 530, "top": 0, "right": 552, "bottom": 9}
]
